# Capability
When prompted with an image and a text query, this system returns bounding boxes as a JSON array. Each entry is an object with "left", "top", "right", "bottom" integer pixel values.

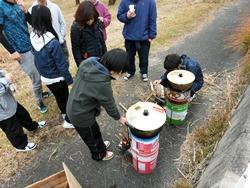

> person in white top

[{"left": 29, "top": 0, "right": 69, "bottom": 64}]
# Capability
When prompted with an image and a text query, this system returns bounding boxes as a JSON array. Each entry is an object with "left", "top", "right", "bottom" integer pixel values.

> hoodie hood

[
  {"left": 30, "top": 32, "right": 55, "bottom": 51},
  {"left": 78, "top": 57, "right": 112, "bottom": 82}
]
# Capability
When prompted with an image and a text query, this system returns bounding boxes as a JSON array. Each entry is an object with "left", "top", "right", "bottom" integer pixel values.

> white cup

[{"left": 129, "top": 5, "right": 135, "bottom": 13}]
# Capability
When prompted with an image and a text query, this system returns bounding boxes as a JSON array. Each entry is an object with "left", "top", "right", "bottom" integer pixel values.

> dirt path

[{"left": 2, "top": 0, "right": 250, "bottom": 187}]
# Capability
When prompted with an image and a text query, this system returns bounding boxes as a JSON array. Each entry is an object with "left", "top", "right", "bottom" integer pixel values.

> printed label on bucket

[{"left": 166, "top": 108, "right": 187, "bottom": 120}]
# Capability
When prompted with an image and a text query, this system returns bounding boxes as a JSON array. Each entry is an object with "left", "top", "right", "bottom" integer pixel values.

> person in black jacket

[
  {"left": 70, "top": 1, "right": 107, "bottom": 67},
  {"left": 66, "top": 48, "right": 128, "bottom": 161}
]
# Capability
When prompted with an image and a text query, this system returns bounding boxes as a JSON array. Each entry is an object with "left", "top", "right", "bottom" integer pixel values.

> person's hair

[
  {"left": 74, "top": 1, "right": 99, "bottom": 27},
  {"left": 163, "top": 54, "right": 181, "bottom": 71},
  {"left": 31, "top": 5, "right": 58, "bottom": 40},
  {"left": 101, "top": 48, "right": 129, "bottom": 73}
]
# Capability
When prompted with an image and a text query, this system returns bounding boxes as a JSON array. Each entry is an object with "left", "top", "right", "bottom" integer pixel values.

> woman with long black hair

[{"left": 30, "top": 5, "right": 74, "bottom": 128}]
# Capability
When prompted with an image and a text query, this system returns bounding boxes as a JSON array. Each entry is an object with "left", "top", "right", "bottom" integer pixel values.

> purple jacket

[{"left": 95, "top": 0, "right": 111, "bottom": 41}]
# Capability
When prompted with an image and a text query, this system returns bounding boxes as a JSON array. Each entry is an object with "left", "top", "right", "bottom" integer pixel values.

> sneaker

[
  {"left": 37, "top": 120, "right": 46, "bottom": 129},
  {"left": 16, "top": 142, "right": 37, "bottom": 152},
  {"left": 124, "top": 73, "right": 134, "bottom": 81},
  {"left": 62, "top": 120, "right": 74, "bottom": 129},
  {"left": 42, "top": 91, "right": 53, "bottom": 98},
  {"left": 38, "top": 101, "right": 47, "bottom": 114},
  {"left": 104, "top": 140, "right": 110, "bottom": 149},
  {"left": 61, "top": 114, "right": 66, "bottom": 120},
  {"left": 102, "top": 151, "right": 114, "bottom": 161},
  {"left": 189, "top": 94, "right": 197, "bottom": 102},
  {"left": 141, "top": 74, "right": 148, "bottom": 82}
]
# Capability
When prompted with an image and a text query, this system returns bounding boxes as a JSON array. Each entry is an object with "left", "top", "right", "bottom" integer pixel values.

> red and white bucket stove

[{"left": 130, "top": 133, "right": 160, "bottom": 174}]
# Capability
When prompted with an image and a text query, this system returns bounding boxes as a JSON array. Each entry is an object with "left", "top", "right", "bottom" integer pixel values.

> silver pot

[
  {"left": 126, "top": 102, "right": 166, "bottom": 138},
  {"left": 167, "top": 70, "right": 195, "bottom": 91}
]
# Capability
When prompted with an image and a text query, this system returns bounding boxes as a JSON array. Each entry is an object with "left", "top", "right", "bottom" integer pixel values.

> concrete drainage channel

[{"left": 197, "top": 85, "right": 250, "bottom": 188}]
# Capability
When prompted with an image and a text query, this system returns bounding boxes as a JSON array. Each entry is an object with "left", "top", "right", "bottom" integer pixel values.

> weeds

[{"left": 173, "top": 17, "right": 250, "bottom": 188}]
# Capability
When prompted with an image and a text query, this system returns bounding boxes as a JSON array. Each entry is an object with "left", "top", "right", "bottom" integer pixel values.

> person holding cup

[{"left": 117, "top": 0, "right": 157, "bottom": 82}]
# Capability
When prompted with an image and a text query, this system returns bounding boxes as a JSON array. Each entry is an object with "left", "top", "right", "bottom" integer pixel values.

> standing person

[
  {"left": 0, "top": 0, "right": 48, "bottom": 113},
  {"left": 117, "top": 0, "right": 157, "bottom": 82},
  {"left": 28, "top": 0, "right": 69, "bottom": 64},
  {"left": 90, "top": 0, "right": 111, "bottom": 42},
  {"left": 0, "top": 70, "right": 46, "bottom": 152},
  {"left": 66, "top": 48, "right": 128, "bottom": 161},
  {"left": 70, "top": 1, "right": 107, "bottom": 67},
  {"left": 30, "top": 5, "right": 74, "bottom": 129}
]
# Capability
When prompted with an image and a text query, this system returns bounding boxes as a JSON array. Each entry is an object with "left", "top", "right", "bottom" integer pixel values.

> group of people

[{"left": 0, "top": 0, "right": 203, "bottom": 161}]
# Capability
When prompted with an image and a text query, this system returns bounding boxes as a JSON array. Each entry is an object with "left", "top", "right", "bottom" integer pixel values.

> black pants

[
  {"left": 74, "top": 121, "right": 106, "bottom": 161},
  {"left": 46, "top": 81, "right": 71, "bottom": 122},
  {"left": 125, "top": 40, "right": 151, "bottom": 75},
  {"left": 0, "top": 103, "right": 38, "bottom": 149}
]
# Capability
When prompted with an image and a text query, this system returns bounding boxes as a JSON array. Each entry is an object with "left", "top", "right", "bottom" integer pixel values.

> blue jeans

[{"left": 125, "top": 40, "right": 151, "bottom": 75}]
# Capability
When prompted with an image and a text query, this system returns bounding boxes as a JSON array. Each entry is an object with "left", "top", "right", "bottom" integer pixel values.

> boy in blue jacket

[
  {"left": 154, "top": 54, "right": 204, "bottom": 98},
  {"left": 117, "top": 0, "right": 157, "bottom": 82}
]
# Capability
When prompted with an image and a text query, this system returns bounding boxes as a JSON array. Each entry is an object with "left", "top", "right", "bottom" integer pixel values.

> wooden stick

[
  {"left": 145, "top": 92, "right": 155, "bottom": 102},
  {"left": 150, "top": 81, "right": 155, "bottom": 92},
  {"left": 119, "top": 102, "right": 128, "bottom": 112}
]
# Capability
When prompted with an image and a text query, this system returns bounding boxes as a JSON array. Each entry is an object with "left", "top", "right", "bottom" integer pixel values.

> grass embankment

[
  {"left": 0, "top": 0, "right": 233, "bottom": 182},
  {"left": 173, "top": 17, "right": 250, "bottom": 188}
]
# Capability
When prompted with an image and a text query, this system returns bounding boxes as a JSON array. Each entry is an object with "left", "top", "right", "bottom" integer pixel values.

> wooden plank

[
  {"left": 25, "top": 170, "right": 68, "bottom": 188},
  {"left": 63, "top": 163, "right": 82, "bottom": 188}
]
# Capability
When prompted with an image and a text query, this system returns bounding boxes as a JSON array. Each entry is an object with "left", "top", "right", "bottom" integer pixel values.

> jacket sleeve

[
  {"left": 95, "top": 82, "right": 121, "bottom": 121},
  {"left": 160, "top": 73, "right": 169, "bottom": 87},
  {"left": 191, "top": 65, "right": 204, "bottom": 96},
  {"left": 117, "top": 0, "right": 130, "bottom": 24},
  {"left": 149, "top": 0, "right": 157, "bottom": 39},
  {"left": 50, "top": 40, "right": 73, "bottom": 85},
  {"left": 70, "top": 23, "right": 83, "bottom": 66},
  {"left": 101, "top": 4, "right": 111, "bottom": 28},
  {"left": 0, "top": 24, "right": 15, "bottom": 54},
  {"left": 57, "top": 5, "right": 66, "bottom": 43}
]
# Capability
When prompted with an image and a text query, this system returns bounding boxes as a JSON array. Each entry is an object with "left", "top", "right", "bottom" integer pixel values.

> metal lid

[
  {"left": 126, "top": 102, "right": 166, "bottom": 131},
  {"left": 167, "top": 70, "right": 195, "bottom": 85}
]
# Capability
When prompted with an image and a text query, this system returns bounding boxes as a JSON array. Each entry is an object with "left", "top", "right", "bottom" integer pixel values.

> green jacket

[{"left": 66, "top": 57, "right": 121, "bottom": 127}]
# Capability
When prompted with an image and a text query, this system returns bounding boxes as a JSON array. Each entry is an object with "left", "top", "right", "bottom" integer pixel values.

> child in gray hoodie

[{"left": 0, "top": 70, "right": 46, "bottom": 152}]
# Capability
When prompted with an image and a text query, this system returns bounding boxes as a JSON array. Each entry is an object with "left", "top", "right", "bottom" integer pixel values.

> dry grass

[
  {"left": 173, "top": 17, "right": 250, "bottom": 188},
  {"left": 0, "top": 0, "right": 234, "bottom": 183}
]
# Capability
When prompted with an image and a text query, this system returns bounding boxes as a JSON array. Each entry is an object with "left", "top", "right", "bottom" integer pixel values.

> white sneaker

[
  {"left": 37, "top": 121, "right": 46, "bottom": 129},
  {"left": 16, "top": 142, "right": 37, "bottom": 152},
  {"left": 61, "top": 114, "right": 66, "bottom": 120},
  {"left": 104, "top": 140, "right": 110, "bottom": 148},
  {"left": 141, "top": 74, "right": 148, "bottom": 82},
  {"left": 102, "top": 151, "right": 114, "bottom": 161},
  {"left": 62, "top": 120, "right": 75, "bottom": 129},
  {"left": 124, "top": 73, "right": 133, "bottom": 81}
]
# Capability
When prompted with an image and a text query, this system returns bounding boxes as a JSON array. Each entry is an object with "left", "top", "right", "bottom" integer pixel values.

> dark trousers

[
  {"left": 0, "top": 103, "right": 38, "bottom": 149},
  {"left": 125, "top": 40, "right": 151, "bottom": 75},
  {"left": 74, "top": 121, "right": 106, "bottom": 161},
  {"left": 46, "top": 81, "right": 71, "bottom": 122}
]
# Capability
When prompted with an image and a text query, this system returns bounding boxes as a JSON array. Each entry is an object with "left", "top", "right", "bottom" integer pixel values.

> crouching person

[
  {"left": 66, "top": 48, "right": 128, "bottom": 161},
  {"left": 154, "top": 54, "right": 204, "bottom": 100},
  {"left": 0, "top": 70, "right": 46, "bottom": 152}
]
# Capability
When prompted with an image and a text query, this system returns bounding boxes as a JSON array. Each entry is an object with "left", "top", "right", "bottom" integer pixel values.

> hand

[
  {"left": 148, "top": 38, "right": 153, "bottom": 42},
  {"left": 98, "top": 17, "right": 104, "bottom": 22},
  {"left": 10, "top": 52, "right": 22, "bottom": 61},
  {"left": 16, "top": 0, "right": 27, "bottom": 12},
  {"left": 127, "top": 11, "right": 136, "bottom": 19},
  {"left": 153, "top": 79, "right": 161, "bottom": 85},
  {"left": 119, "top": 116, "right": 127, "bottom": 125}
]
